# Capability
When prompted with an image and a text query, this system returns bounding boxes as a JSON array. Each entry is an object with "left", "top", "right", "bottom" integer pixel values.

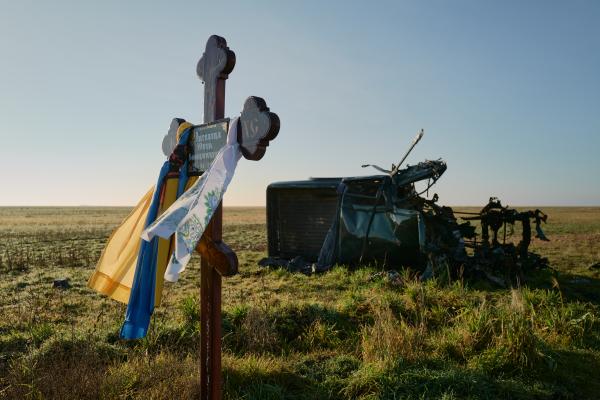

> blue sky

[{"left": 0, "top": 0, "right": 598, "bottom": 206}]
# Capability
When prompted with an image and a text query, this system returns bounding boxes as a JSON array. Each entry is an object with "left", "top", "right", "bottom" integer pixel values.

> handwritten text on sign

[{"left": 189, "top": 119, "right": 229, "bottom": 175}]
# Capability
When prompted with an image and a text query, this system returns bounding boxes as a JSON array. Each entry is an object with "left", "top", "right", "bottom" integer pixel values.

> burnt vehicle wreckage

[{"left": 260, "top": 131, "right": 550, "bottom": 285}]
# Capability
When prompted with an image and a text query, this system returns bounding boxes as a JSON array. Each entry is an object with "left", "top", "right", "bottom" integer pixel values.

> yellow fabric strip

[
  {"left": 185, "top": 175, "right": 199, "bottom": 190},
  {"left": 87, "top": 122, "right": 196, "bottom": 306},
  {"left": 153, "top": 175, "right": 199, "bottom": 303},
  {"left": 154, "top": 121, "right": 194, "bottom": 305},
  {"left": 87, "top": 186, "right": 153, "bottom": 304},
  {"left": 87, "top": 270, "right": 133, "bottom": 304},
  {"left": 154, "top": 178, "right": 178, "bottom": 306}
]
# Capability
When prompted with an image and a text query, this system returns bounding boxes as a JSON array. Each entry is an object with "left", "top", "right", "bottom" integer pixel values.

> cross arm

[{"left": 238, "top": 96, "right": 280, "bottom": 160}]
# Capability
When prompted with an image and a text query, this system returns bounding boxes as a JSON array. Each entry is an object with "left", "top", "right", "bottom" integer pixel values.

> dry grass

[{"left": 0, "top": 206, "right": 599, "bottom": 399}]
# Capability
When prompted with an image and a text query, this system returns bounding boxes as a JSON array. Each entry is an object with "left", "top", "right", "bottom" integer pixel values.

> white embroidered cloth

[{"left": 141, "top": 117, "right": 242, "bottom": 282}]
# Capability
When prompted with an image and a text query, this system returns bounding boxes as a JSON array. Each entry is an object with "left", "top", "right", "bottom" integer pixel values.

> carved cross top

[
  {"left": 197, "top": 35, "right": 235, "bottom": 124},
  {"left": 194, "top": 36, "right": 279, "bottom": 167}
]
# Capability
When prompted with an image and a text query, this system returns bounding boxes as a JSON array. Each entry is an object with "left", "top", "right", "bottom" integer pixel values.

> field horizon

[{"left": 1, "top": 204, "right": 599, "bottom": 208}]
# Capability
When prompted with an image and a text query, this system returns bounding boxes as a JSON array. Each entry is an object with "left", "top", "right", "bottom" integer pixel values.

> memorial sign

[{"left": 189, "top": 119, "right": 229, "bottom": 174}]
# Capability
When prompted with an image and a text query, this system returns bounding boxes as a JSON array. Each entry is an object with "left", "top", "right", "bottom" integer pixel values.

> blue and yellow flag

[{"left": 87, "top": 121, "right": 195, "bottom": 338}]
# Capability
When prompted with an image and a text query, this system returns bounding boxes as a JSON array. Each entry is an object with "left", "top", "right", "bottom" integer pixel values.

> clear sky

[{"left": 1, "top": 0, "right": 598, "bottom": 206}]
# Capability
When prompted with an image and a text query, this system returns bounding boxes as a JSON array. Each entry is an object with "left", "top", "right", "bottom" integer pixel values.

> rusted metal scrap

[{"left": 452, "top": 197, "right": 550, "bottom": 285}]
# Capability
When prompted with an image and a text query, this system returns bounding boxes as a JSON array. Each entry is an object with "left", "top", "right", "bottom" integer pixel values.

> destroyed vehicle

[
  {"left": 263, "top": 131, "right": 464, "bottom": 273},
  {"left": 267, "top": 159, "right": 453, "bottom": 270},
  {"left": 262, "top": 131, "right": 549, "bottom": 284}
]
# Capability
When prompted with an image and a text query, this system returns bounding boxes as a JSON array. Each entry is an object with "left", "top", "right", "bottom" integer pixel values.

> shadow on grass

[
  {"left": 526, "top": 264, "right": 600, "bottom": 305},
  {"left": 223, "top": 358, "right": 327, "bottom": 400},
  {"left": 554, "top": 272, "right": 600, "bottom": 304},
  {"left": 468, "top": 266, "right": 600, "bottom": 306},
  {"left": 223, "top": 353, "right": 600, "bottom": 400}
]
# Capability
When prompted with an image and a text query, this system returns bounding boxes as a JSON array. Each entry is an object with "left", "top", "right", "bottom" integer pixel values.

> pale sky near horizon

[{"left": 0, "top": 1, "right": 598, "bottom": 207}]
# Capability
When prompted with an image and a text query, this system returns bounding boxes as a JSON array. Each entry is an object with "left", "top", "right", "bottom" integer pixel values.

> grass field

[{"left": 0, "top": 206, "right": 599, "bottom": 399}]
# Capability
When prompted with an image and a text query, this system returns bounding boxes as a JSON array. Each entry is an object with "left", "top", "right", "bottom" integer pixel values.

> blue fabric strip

[{"left": 120, "top": 128, "right": 191, "bottom": 340}]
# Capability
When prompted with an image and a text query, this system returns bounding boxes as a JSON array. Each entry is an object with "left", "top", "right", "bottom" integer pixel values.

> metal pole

[{"left": 391, "top": 129, "right": 424, "bottom": 176}]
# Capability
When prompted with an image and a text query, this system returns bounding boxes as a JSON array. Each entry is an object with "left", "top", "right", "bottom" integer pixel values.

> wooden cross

[{"left": 192, "top": 35, "right": 279, "bottom": 400}]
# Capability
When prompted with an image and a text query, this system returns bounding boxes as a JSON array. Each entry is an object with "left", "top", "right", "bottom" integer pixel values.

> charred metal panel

[
  {"left": 267, "top": 179, "right": 341, "bottom": 261},
  {"left": 337, "top": 204, "right": 423, "bottom": 267}
]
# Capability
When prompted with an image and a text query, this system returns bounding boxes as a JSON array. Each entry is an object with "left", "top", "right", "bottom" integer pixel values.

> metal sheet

[{"left": 267, "top": 184, "right": 339, "bottom": 261}]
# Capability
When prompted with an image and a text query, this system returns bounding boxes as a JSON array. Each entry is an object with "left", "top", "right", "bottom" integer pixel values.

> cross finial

[
  {"left": 238, "top": 96, "right": 280, "bottom": 160},
  {"left": 197, "top": 35, "right": 235, "bottom": 123},
  {"left": 161, "top": 118, "right": 186, "bottom": 156}
]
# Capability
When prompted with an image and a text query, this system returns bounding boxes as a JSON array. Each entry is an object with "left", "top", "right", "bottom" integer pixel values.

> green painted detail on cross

[{"left": 189, "top": 119, "right": 229, "bottom": 174}]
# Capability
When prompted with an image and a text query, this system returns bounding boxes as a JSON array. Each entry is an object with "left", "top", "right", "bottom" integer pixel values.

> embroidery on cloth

[{"left": 180, "top": 214, "right": 205, "bottom": 250}]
